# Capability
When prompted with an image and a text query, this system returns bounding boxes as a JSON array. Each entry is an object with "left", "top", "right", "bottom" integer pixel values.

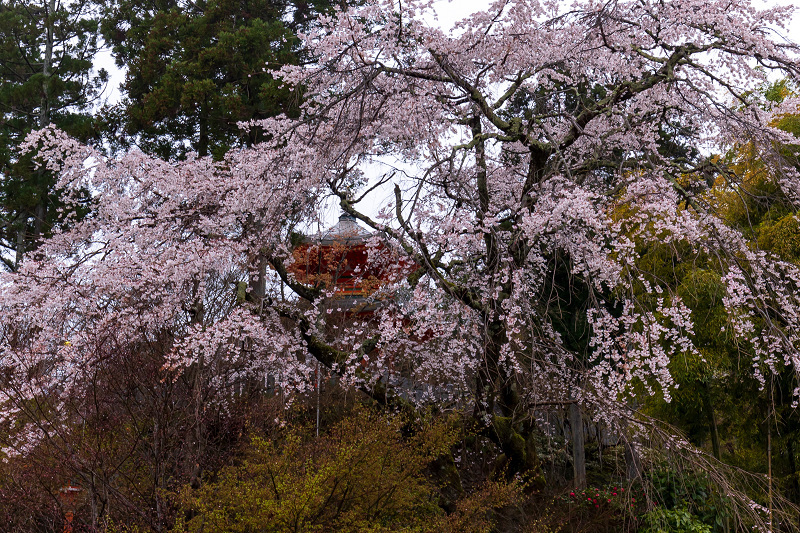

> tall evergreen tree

[
  {"left": 0, "top": 0, "right": 104, "bottom": 271},
  {"left": 101, "top": 0, "right": 344, "bottom": 160}
]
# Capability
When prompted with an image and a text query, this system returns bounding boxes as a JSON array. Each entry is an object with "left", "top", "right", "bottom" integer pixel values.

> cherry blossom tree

[{"left": 2, "top": 0, "right": 800, "bottom": 526}]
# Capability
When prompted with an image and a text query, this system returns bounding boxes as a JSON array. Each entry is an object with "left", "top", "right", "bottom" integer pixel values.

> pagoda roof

[{"left": 305, "top": 213, "right": 373, "bottom": 245}]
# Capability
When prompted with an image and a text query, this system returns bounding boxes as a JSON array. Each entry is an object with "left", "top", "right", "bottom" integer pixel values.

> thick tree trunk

[
  {"left": 570, "top": 402, "right": 586, "bottom": 489},
  {"left": 702, "top": 383, "right": 721, "bottom": 460},
  {"left": 490, "top": 416, "right": 542, "bottom": 486},
  {"left": 13, "top": 214, "right": 25, "bottom": 270},
  {"left": 248, "top": 252, "right": 268, "bottom": 306},
  {"left": 12, "top": 0, "right": 55, "bottom": 272},
  {"left": 625, "top": 438, "right": 642, "bottom": 482},
  {"left": 483, "top": 320, "right": 543, "bottom": 484},
  {"left": 198, "top": 100, "right": 209, "bottom": 157},
  {"left": 41, "top": 0, "right": 54, "bottom": 128}
]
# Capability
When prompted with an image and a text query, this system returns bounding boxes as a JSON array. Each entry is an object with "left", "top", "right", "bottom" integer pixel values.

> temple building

[{"left": 289, "top": 213, "right": 415, "bottom": 312}]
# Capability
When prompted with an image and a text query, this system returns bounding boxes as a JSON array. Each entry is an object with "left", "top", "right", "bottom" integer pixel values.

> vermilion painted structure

[{"left": 289, "top": 214, "right": 415, "bottom": 309}]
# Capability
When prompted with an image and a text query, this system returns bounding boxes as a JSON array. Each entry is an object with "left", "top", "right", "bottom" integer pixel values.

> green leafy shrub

[
  {"left": 172, "top": 409, "right": 520, "bottom": 533},
  {"left": 758, "top": 214, "right": 800, "bottom": 262},
  {"left": 646, "top": 470, "right": 731, "bottom": 532},
  {"left": 639, "top": 507, "right": 712, "bottom": 533}
]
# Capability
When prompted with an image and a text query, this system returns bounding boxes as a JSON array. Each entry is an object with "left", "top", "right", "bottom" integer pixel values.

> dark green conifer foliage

[
  {"left": 101, "top": 0, "right": 345, "bottom": 160},
  {"left": 0, "top": 0, "right": 104, "bottom": 271}
]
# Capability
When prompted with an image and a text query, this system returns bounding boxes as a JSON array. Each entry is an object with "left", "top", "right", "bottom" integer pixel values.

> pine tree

[
  {"left": 0, "top": 0, "right": 104, "bottom": 271},
  {"left": 101, "top": 0, "right": 344, "bottom": 160}
]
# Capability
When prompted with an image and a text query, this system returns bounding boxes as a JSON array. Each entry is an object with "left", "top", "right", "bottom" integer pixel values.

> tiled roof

[{"left": 305, "top": 213, "right": 372, "bottom": 245}]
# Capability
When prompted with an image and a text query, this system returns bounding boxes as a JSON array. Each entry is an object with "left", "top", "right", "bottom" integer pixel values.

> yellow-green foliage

[
  {"left": 758, "top": 214, "right": 800, "bottom": 262},
  {"left": 172, "top": 409, "right": 520, "bottom": 533}
]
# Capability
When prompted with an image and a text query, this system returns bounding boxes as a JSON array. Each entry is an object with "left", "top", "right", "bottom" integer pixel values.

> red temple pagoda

[{"left": 289, "top": 213, "right": 414, "bottom": 311}]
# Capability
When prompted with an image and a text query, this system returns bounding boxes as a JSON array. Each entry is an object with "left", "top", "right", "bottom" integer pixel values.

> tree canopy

[
  {"left": 100, "top": 0, "right": 345, "bottom": 159},
  {"left": 1, "top": 0, "right": 800, "bottom": 530},
  {"left": 0, "top": 0, "right": 104, "bottom": 271}
]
